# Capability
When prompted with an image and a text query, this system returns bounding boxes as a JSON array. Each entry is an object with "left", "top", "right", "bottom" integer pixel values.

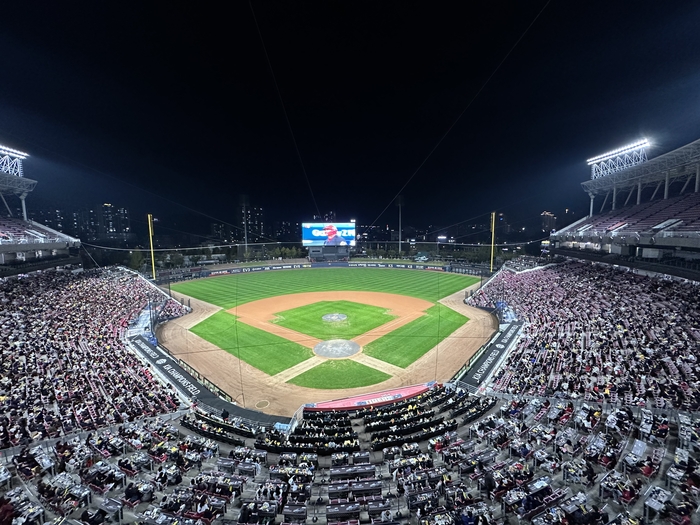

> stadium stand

[
  {"left": 469, "top": 260, "right": 700, "bottom": 410},
  {"left": 3, "top": 256, "right": 700, "bottom": 525},
  {"left": 0, "top": 217, "right": 66, "bottom": 245},
  {"left": 0, "top": 267, "right": 186, "bottom": 450},
  {"left": 555, "top": 192, "right": 700, "bottom": 240}
]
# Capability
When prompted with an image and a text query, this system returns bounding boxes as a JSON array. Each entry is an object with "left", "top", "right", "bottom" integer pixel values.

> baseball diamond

[{"left": 161, "top": 267, "right": 495, "bottom": 416}]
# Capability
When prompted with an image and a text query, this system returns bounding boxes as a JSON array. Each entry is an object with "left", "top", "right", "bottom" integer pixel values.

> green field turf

[
  {"left": 363, "top": 304, "right": 468, "bottom": 368},
  {"left": 189, "top": 311, "right": 313, "bottom": 375},
  {"left": 287, "top": 360, "right": 391, "bottom": 389},
  {"left": 171, "top": 268, "right": 478, "bottom": 308},
  {"left": 272, "top": 300, "right": 397, "bottom": 340},
  {"left": 175, "top": 268, "right": 478, "bottom": 384}
]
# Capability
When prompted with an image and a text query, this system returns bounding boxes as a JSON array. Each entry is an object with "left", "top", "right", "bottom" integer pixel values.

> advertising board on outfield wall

[{"left": 156, "top": 261, "right": 447, "bottom": 285}]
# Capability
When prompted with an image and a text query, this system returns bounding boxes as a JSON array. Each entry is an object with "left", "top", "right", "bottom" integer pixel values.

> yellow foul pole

[
  {"left": 490, "top": 211, "right": 496, "bottom": 273},
  {"left": 148, "top": 214, "right": 156, "bottom": 280}
]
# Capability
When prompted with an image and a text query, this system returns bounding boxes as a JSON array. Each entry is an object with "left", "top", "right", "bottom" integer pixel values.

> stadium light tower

[
  {"left": 587, "top": 138, "right": 649, "bottom": 179},
  {"left": 0, "top": 144, "right": 29, "bottom": 177},
  {"left": 436, "top": 235, "right": 446, "bottom": 257},
  {"left": 0, "top": 144, "right": 34, "bottom": 220}
]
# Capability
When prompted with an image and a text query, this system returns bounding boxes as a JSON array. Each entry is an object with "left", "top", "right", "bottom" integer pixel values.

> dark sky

[{"left": 1, "top": 1, "right": 699, "bottom": 238}]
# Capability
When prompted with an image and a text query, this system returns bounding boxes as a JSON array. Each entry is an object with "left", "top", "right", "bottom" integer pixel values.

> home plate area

[{"left": 313, "top": 339, "right": 361, "bottom": 358}]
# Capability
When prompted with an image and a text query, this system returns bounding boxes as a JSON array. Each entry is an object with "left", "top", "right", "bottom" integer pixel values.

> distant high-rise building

[
  {"left": 32, "top": 208, "right": 65, "bottom": 232},
  {"left": 96, "top": 203, "right": 131, "bottom": 240},
  {"left": 497, "top": 213, "right": 512, "bottom": 235},
  {"left": 210, "top": 222, "right": 232, "bottom": 242},
  {"left": 313, "top": 211, "right": 336, "bottom": 223},
  {"left": 241, "top": 205, "right": 266, "bottom": 242},
  {"left": 541, "top": 211, "right": 557, "bottom": 232},
  {"left": 274, "top": 220, "right": 300, "bottom": 242}
]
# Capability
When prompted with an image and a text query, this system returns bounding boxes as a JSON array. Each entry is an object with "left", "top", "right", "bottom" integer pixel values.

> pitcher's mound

[
  {"left": 322, "top": 313, "right": 347, "bottom": 322},
  {"left": 313, "top": 339, "right": 361, "bottom": 358}
]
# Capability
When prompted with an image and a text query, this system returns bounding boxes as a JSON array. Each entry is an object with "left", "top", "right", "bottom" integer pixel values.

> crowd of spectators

[
  {"left": 0, "top": 267, "right": 187, "bottom": 449},
  {"left": 468, "top": 260, "right": 700, "bottom": 410}
]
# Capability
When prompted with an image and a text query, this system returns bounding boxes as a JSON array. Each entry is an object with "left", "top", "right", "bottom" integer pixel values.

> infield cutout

[
  {"left": 322, "top": 313, "right": 347, "bottom": 322},
  {"left": 313, "top": 339, "right": 361, "bottom": 358}
]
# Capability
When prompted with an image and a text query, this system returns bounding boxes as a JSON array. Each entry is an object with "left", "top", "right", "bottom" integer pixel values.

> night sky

[{"left": 1, "top": 1, "right": 699, "bottom": 239}]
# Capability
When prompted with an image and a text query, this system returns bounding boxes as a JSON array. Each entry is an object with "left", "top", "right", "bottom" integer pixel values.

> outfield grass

[
  {"left": 287, "top": 360, "right": 391, "bottom": 389},
  {"left": 172, "top": 268, "right": 478, "bottom": 308},
  {"left": 176, "top": 268, "right": 478, "bottom": 380},
  {"left": 189, "top": 311, "right": 313, "bottom": 375},
  {"left": 272, "top": 300, "right": 396, "bottom": 340},
  {"left": 363, "top": 304, "right": 468, "bottom": 368}
]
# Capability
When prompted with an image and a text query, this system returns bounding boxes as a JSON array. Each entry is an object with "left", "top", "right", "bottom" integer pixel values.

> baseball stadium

[
  {"left": 1, "top": 136, "right": 700, "bottom": 525},
  {"left": 2, "top": 4, "right": 700, "bottom": 523}
]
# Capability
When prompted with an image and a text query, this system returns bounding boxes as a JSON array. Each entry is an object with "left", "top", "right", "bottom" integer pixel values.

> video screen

[{"left": 302, "top": 222, "right": 356, "bottom": 246}]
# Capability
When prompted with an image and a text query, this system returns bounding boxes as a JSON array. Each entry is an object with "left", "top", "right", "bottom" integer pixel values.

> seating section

[
  {"left": 469, "top": 261, "right": 700, "bottom": 410},
  {"left": 557, "top": 192, "right": 700, "bottom": 236},
  {"left": 0, "top": 216, "right": 71, "bottom": 244},
  {"left": 0, "top": 268, "right": 186, "bottom": 450}
]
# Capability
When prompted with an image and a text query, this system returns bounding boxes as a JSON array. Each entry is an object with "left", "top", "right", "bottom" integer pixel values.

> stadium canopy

[{"left": 582, "top": 138, "right": 700, "bottom": 215}]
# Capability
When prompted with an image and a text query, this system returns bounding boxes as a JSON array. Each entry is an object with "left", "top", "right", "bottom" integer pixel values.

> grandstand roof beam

[
  {"left": 650, "top": 181, "right": 662, "bottom": 201},
  {"left": 696, "top": 164, "right": 700, "bottom": 193},
  {"left": 0, "top": 192, "right": 11, "bottom": 217},
  {"left": 680, "top": 174, "right": 693, "bottom": 194},
  {"left": 665, "top": 171, "right": 670, "bottom": 199},
  {"left": 599, "top": 191, "right": 609, "bottom": 213},
  {"left": 637, "top": 181, "right": 642, "bottom": 205},
  {"left": 20, "top": 193, "right": 28, "bottom": 221}
]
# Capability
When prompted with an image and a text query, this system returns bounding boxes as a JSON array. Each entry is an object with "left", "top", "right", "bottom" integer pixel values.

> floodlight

[
  {"left": 0, "top": 144, "right": 29, "bottom": 159},
  {"left": 587, "top": 139, "right": 649, "bottom": 165},
  {"left": 587, "top": 138, "right": 649, "bottom": 179}
]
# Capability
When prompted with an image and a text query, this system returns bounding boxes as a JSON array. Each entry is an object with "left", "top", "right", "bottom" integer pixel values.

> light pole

[{"left": 436, "top": 235, "right": 446, "bottom": 259}]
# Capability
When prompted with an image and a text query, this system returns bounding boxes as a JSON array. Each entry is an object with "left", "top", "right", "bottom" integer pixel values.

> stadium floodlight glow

[
  {"left": 0, "top": 144, "right": 29, "bottom": 159},
  {"left": 586, "top": 139, "right": 649, "bottom": 165},
  {"left": 587, "top": 138, "right": 649, "bottom": 179}
]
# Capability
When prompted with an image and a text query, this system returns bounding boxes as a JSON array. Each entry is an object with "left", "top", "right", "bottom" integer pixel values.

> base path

[{"left": 158, "top": 286, "right": 497, "bottom": 416}]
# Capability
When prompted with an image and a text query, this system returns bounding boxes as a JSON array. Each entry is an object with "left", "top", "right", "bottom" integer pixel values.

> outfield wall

[{"left": 155, "top": 261, "right": 449, "bottom": 285}]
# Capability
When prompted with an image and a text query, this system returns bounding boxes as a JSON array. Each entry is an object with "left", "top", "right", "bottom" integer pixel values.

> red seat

[{"left": 121, "top": 498, "right": 140, "bottom": 509}]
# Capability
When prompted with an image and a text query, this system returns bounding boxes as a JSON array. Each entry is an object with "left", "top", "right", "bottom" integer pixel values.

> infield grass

[
  {"left": 363, "top": 304, "right": 468, "bottom": 368},
  {"left": 189, "top": 311, "right": 313, "bottom": 375},
  {"left": 272, "top": 300, "right": 396, "bottom": 340},
  {"left": 172, "top": 268, "right": 478, "bottom": 308},
  {"left": 287, "top": 360, "right": 391, "bottom": 389}
]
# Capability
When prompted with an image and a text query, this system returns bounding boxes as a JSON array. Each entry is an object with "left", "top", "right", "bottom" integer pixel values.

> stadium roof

[
  {"left": 581, "top": 137, "right": 700, "bottom": 197},
  {"left": 0, "top": 171, "right": 37, "bottom": 197}
]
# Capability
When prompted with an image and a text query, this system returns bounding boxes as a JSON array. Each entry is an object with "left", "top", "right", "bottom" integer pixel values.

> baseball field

[{"left": 160, "top": 267, "right": 496, "bottom": 415}]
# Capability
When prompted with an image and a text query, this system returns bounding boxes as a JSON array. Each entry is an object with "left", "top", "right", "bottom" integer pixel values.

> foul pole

[
  {"left": 490, "top": 212, "right": 495, "bottom": 273},
  {"left": 148, "top": 214, "right": 156, "bottom": 280}
]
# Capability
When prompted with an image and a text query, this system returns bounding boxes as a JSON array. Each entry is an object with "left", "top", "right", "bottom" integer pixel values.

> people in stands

[
  {"left": 0, "top": 268, "right": 186, "bottom": 450},
  {"left": 124, "top": 482, "right": 141, "bottom": 503},
  {"left": 469, "top": 260, "right": 700, "bottom": 411},
  {"left": 80, "top": 509, "right": 106, "bottom": 525}
]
